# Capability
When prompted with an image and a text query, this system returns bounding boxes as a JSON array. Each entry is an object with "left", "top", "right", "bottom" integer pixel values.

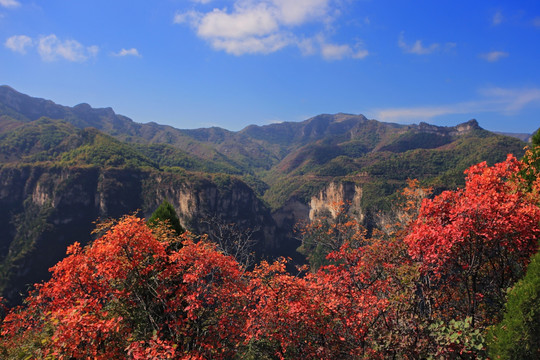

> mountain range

[{"left": 0, "top": 85, "right": 532, "bottom": 305}]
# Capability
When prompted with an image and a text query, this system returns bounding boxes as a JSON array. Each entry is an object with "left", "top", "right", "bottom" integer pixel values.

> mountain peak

[
  {"left": 456, "top": 119, "right": 481, "bottom": 132},
  {"left": 0, "top": 85, "right": 17, "bottom": 92},
  {"left": 74, "top": 103, "right": 92, "bottom": 110}
]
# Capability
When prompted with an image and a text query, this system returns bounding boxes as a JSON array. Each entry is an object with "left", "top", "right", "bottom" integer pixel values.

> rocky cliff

[
  {"left": 309, "top": 181, "right": 364, "bottom": 222},
  {"left": 271, "top": 181, "right": 364, "bottom": 243},
  {"left": 0, "top": 165, "right": 280, "bottom": 306}
]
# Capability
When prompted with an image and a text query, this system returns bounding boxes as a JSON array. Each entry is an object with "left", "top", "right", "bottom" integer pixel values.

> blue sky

[{"left": 1, "top": 0, "right": 539, "bottom": 133}]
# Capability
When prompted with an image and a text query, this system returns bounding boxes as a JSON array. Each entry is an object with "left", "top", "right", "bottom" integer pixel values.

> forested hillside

[
  {"left": 0, "top": 86, "right": 532, "bottom": 309},
  {"left": 0, "top": 85, "right": 527, "bottom": 209}
]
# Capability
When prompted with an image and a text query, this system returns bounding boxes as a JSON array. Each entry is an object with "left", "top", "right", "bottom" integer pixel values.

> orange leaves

[{"left": 65, "top": 241, "right": 81, "bottom": 255}]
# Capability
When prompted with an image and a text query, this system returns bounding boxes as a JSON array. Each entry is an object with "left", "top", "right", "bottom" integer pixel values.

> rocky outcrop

[
  {"left": 143, "top": 174, "right": 280, "bottom": 253},
  {"left": 272, "top": 198, "right": 310, "bottom": 230},
  {"left": 270, "top": 181, "right": 365, "bottom": 250},
  {"left": 454, "top": 119, "right": 480, "bottom": 133},
  {"left": 309, "top": 181, "right": 364, "bottom": 222}
]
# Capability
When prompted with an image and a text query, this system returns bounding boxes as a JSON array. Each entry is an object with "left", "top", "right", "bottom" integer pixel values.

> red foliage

[
  {"left": 1, "top": 155, "right": 538, "bottom": 359},
  {"left": 406, "top": 155, "right": 540, "bottom": 325},
  {"left": 243, "top": 246, "right": 392, "bottom": 359},
  {"left": 244, "top": 221, "right": 422, "bottom": 359},
  {"left": 0, "top": 216, "right": 247, "bottom": 359}
]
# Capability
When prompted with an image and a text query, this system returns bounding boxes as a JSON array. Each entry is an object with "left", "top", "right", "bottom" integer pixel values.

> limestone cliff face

[
  {"left": 1, "top": 166, "right": 362, "bottom": 307},
  {"left": 142, "top": 174, "right": 279, "bottom": 253},
  {"left": 454, "top": 119, "right": 480, "bottom": 133},
  {"left": 270, "top": 181, "right": 364, "bottom": 254},
  {"left": 417, "top": 119, "right": 480, "bottom": 135},
  {"left": 309, "top": 182, "right": 364, "bottom": 222},
  {"left": 272, "top": 198, "right": 310, "bottom": 230},
  {"left": 0, "top": 165, "right": 278, "bottom": 306}
]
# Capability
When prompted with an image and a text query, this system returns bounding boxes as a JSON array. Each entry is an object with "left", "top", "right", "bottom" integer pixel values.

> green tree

[
  {"left": 528, "top": 127, "right": 540, "bottom": 175},
  {"left": 487, "top": 249, "right": 540, "bottom": 359},
  {"left": 147, "top": 200, "right": 184, "bottom": 235},
  {"left": 487, "top": 127, "right": 540, "bottom": 359},
  {"left": 532, "top": 127, "right": 540, "bottom": 147},
  {"left": 526, "top": 127, "right": 540, "bottom": 177}
]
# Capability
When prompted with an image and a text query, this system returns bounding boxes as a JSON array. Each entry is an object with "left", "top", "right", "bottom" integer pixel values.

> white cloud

[
  {"left": 493, "top": 11, "right": 504, "bottom": 25},
  {"left": 87, "top": 45, "right": 99, "bottom": 57},
  {"left": 352, "top": 49, "right": 369, "bottom": 59},
  {"left": 374, "top": 87, "right": 540, "bottom": 123},
  {"left": 398, "top": 32, "right": 439, "bottom": 55},
  {"left": 113, "top": 48, "right": 141, "bottom": 57},
  {"left": 479, "top": 87, "right": 540, "bottom": 112},
  {"left": 271, "top": 0, "right": 329, "bottom": 26},
  {"left": 5, "top": 34, "right": 98, "bottom": 62},
  {"left": 174, "top": 0, "right": 364, "bottom": 59},
  {"left": 173, "top": 10, "right": 202, "bottom": 26},
  {"left": 197, "top": 6, "right": 279, "bottom": 39},
  {"left": 320, "top": 41, "right": 368, "bottom": 60},
  {"left": 37, "top": 34, "right": 98, "bottom": 62},
  {"left": 297, "top": 34, "right": 368, "bottom": 60},
  {"left": 376, "top": 106, "right": 457, "bottom": 122},
  {"left": 0, "top": 0, "right": 20, "bottom": 9},
  {"left": 4, "top": 35, "right": 32, "bottom": 53},
  {"left": 298, "top": 37, "right": 317, "bottom": 56},
  {"left": 211, "top": 33, "right": 291, "bottom": 55},
  {"left": 479, "top": 51, "right": 508, "bottom": 62},
  {"left": 533, "top": 16, "right": 540, "bottom": 27},
  {"left": 321, "top": 42, "right": 351, "bottom": 60}
]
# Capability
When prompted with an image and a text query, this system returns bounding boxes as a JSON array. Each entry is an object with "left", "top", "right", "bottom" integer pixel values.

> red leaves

[
  {"left": 1, "top": 155, "right": 538, "bottom": 359},
  {"left": 406, "top": 154, "right": 540, "bottom": 326},
  {"left": 1, "top": 213, "right": 401, "bottom": 358},
  {"left": 0, "top": 216, "right": 248, "bottom": 359},
  {"left": 127, "top": 337, "right": 177, "bottom": 359}
]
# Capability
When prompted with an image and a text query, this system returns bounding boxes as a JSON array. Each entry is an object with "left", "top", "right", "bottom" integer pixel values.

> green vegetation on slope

[
  {"left": 487, "top": 249, "right": 540, "bottom": 359},
  {"left": 262, "top": 130, "right": 526, "bottom": 211}
]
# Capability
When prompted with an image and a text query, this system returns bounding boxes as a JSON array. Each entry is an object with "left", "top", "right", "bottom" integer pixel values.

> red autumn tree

[
  {"left": 405, "top": 154, "right": 540, "bottom": 328},
  {"left": 244, "top": 202, "right": 425, "bottom": 359},
  {"left": 242, "top": 246, "right": 394, "bottom": 359},
  {"left": 0, "top": 216, "right": 248, "bottom": 359}
]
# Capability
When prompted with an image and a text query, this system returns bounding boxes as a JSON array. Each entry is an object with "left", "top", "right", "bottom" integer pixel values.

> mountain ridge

[
  {"left": 0, "top": 85, "right": 532, "bottom": 305},
  {"left": 1, "top": 85, "right": 531, "bottom": 144},
  {"left": 0, "top": 85, "right": 530, "bottom": 209}
]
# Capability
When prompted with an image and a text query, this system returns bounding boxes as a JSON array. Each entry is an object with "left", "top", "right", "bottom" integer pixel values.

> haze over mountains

[{"left": 0, "top": 85, "right": 531, "bottom": 305}]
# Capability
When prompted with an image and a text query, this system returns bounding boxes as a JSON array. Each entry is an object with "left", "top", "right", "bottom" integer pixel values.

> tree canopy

[{"left": 147, "top": 200, "right": 184, "bottom": 236}]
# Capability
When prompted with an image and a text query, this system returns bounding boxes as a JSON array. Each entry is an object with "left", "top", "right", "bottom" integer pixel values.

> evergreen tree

[
  {"left": 148, "top": 200, "right": 184, "bottom": 235},
  {"left": 488, "top": 128, "right": 540, "bottom": 358},
  {"left": 487, "top": 250, "right": 540, "bottom": 359},
  {"left": 520, "top": 127, "right": 540, "bottom": 191},
  {"left": 532, "top": 127, "right": 540, "bottom": 147}
]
